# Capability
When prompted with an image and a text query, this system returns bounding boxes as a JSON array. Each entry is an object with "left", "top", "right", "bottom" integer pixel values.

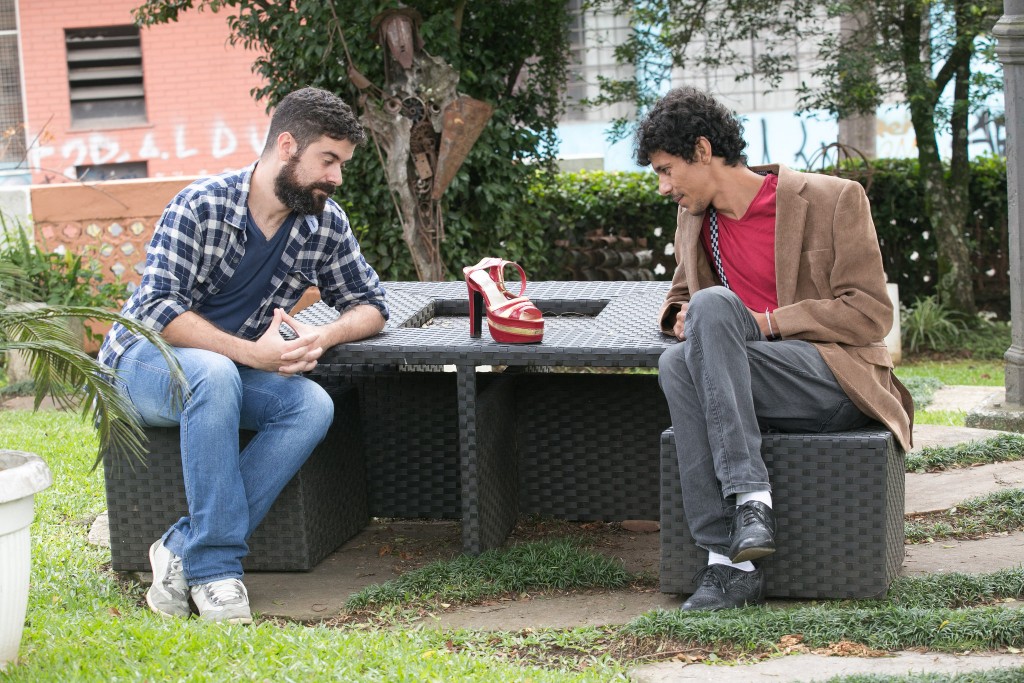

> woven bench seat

[
  {"left": 102, "top": 386, "right": 366, "bottom": 572},
  {"left": 660, "top": 427, "right": 905, "bottom": 599}
]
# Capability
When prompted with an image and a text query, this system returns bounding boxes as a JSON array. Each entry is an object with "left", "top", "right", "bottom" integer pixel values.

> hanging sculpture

[{"left": 346, "top": 7, "right": 493, "bottom": 280}]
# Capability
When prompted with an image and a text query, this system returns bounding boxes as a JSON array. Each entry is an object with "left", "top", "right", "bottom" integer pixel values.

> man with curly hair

[
  {"left": 100, "top": 87, "right": 388, "bottom": 624},
  {"left": 637, "top": 86, "right": 913, "bottom": 611}
]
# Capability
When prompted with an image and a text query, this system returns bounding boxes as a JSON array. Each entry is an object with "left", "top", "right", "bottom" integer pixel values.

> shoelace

[
  {"left": 738, "top": 505, "right": 766, "bottom": 527},
  {"left": 205, "top": 580, "right": 246, "bottom": 605},
  {"left": 690, "top": 564, "right": 730, "bottom": 594},
  {"left": 162, "top": 556, "right": 185, "bottom": 592},
  {"left": 728, "top": 502, "right": 771, "bottom": 533}
]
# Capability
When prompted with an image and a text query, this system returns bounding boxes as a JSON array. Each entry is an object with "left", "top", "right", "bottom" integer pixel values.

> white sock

[
  {"left": 708, "top": 551, "right": 755, "bottom": 572},
  {"left": 736, "top": 490, "right": 773, "bottom": 509}
]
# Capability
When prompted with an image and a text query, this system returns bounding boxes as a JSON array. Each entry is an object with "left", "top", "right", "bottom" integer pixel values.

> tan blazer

[{"left": 658, "top": 164, "right": 914, "bottom": 450}]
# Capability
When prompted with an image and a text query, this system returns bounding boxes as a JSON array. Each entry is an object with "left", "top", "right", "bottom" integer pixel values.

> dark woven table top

[{"left": 316, "top": 280, "right": 677, "bottom": 369}]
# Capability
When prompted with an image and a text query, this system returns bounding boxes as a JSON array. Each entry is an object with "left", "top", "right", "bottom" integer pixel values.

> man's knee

[
  {"left": 281, "top": 379, "right": 334, "bottom": 439},
  {"left": 306, "top": 382, "right": 335, "bottom": 435},
  {"left": 688, "top": 286, "right": 738, "bottom": 315},
  {"left": 187, "top": 352, "right": 242, "bottom": 399},
  {"left": 686, "top": 287, "right": 747, "bottom": 336},
  {"left": 658, "top": 342, "right": 692, "bottom": 389}
]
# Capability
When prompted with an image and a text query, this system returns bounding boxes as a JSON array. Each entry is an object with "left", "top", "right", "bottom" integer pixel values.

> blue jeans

[
  {"left": 658, "top": 287, "right": 872, "bottom": 555},
  {"left": 114, "top": 340, "right": 334, "bottom": 585}
]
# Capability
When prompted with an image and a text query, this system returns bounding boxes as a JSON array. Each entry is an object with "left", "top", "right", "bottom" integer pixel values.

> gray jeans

[{"left": 658, "top": 286, "right": 872, "bottom": 555}]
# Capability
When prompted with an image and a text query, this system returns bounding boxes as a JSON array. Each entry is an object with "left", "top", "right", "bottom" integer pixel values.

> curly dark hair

[
  {"left": 634, "top": 86, "right": 747, "bottom": 167},
  {"left": 262, "top": 87, "right": 367, "bottom": 157}
]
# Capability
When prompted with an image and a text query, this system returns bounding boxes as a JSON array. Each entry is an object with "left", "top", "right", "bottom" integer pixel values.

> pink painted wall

[{"left": 19, "top": 0, "right": 271, "bottom": 183}]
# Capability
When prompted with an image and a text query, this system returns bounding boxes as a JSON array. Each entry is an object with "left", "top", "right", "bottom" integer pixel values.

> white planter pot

[{"left": 0, "top": 451, "right": 52, "bottom": 670}]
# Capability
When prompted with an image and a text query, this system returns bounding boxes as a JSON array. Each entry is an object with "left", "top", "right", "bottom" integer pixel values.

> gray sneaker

[
  {"left": 190, "top": 578, "right": 252, "bottom": 624},
  {"left": 146, "top": 539, "right": 190, "bottom": 618}
]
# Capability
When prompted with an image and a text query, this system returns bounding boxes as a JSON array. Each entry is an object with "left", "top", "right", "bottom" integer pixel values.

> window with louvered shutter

[{"left": 65, "top": 25, "right": 146, "bottom": 126}]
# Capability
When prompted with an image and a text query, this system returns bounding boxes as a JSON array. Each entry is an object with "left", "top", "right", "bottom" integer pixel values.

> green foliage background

[
  {"left": 135, "top": 0, "right": 574, "bottom": 281},
  {"left": 134, "top": 2, "right": 1008, "bottom": 308},
  {"left": 855, "top": 156, "right": 1007, "bottom": 313},
  {"left": 521, "top": 157, "right": 1008, "bottom": 313}
]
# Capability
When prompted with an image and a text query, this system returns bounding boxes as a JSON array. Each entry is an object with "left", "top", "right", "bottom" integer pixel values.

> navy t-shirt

[{"left": 197, "top": 213, "right": 294, "bottom": 334}]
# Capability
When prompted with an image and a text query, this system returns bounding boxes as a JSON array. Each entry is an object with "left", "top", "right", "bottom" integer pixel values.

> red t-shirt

[{"left": 699, "top": 173, "right": 779, "bottom": 312}]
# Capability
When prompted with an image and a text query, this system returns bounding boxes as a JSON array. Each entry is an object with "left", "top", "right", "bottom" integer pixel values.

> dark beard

[{"left": 273, "top": 157, "right": 336, "bottom": 215}]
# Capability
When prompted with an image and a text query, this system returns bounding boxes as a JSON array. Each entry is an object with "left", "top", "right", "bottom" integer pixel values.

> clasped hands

[
  {"left": 251, "top": 308, "right": 324, "bottom": 375},
  {"left": 671, "top": 302, "right": 773, "bottom": 341}
]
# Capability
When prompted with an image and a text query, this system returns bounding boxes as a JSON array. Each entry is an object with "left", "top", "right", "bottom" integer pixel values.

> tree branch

[{"left": 454, "top": 0, "right": 467, "bottom": 36}]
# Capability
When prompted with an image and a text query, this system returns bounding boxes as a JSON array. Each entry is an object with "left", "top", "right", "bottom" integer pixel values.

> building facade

[{"left": 2, "top": 0, "right": 269, "bottom": 186}]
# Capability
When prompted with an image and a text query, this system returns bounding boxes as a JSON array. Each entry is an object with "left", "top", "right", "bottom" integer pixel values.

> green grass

[
  {"left": 896, "top": 359, "right": 1005, "bottom": 386},
  {"left": 900, "top": 375, "right": 944, "bottom": 410},
  {"left": 893, "top": 357, "right": 1004, "bottom": 425},
  {"left": 347, "top": 538, "right": 633, "bottom": 610},
  {"left": 5, "top": 407, "right": 1024, "bottom": 680},
  {"left": 906, "top": 434, "right": 1024, "bottom": 472},
  {"left": 0, "top": 411, "right": 627, "bottom": 682},
  {"left": 625, "top": 604, "right": 1024, "bottom": 652},
  {"left": 884, "top": 567, "right": 1024, "bottom": 609},
  {"left": 0, "top": 379, "right": 33, "bottom": 398},
  {"left": 914, "top": 409, "right": 968, "bottom": 426},
  {"left": 622, "top": 570, "right": 1024, "bottom": 652},
  {"left": 905, "top": 488, "right": 1024, "bottom": 543}
]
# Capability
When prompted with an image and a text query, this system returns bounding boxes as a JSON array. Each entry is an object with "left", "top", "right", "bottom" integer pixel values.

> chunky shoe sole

[
  {"left": 729, "top": 545, "right": 776, "bottom": 563},
  {"left": 196, "top": 612, "right": 253, "bottom": 625},
  {"left": 146, "top": 590, "right": 191, "bottom": 619}
]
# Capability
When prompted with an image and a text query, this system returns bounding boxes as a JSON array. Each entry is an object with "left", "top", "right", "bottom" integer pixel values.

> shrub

[
  {"left": 507, "top": 157, "right": 1008, "bottom": 313},
  {"left": 901, "top": 296, "right": 966, "bottom": 354},
  {"left": 0, "top": 222, "right": 128, "bottom": 310}
]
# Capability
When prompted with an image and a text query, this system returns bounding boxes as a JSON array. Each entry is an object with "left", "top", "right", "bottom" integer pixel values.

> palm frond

[
  {"left": 1, "top": 302, "right": 189, "bottom": 466},
  {"left": 2, "top": 336, "right": 148, "bottom": 464}
]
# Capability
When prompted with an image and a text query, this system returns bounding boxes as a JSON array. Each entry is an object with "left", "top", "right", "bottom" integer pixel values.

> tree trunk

[
  {"left": 900, "top": 1, "right": 977, "bottom": 315},
  {"left": 357, "top": 52, "right": 461, "bottom": 282},
  {"left": 361, "top": 103, "right": 445, "bottom": 281}
]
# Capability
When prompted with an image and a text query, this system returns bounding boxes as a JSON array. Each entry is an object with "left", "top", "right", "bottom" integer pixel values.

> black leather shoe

[
  {"left": 728, "top": 501, "right": 776, "bottom": 563},
  {"left": 680, "top": 564, "right": 766, "bottom": 611}
]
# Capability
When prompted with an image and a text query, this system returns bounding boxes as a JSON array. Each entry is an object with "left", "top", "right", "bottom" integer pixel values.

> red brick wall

[{"left": 19, "top": 1, "right": 270, "bottom": 184}]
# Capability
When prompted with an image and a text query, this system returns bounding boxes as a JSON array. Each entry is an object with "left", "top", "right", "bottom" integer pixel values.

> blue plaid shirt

[{"left": 99, "top": 163, "right": 389, "bottom": 368}]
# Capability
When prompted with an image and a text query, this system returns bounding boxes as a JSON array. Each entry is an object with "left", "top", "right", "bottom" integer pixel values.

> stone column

[{"left": 995, "top": 2, "right": 1024, "bottom": 407}]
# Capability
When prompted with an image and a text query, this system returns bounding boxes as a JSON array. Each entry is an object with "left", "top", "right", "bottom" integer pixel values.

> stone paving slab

[
  {"left": 902, "top": 530, "right": 1024, "bottom": 576},
  {"left": 905, "top": 460, "right": 1024, "bottom": 514},
  {"left": 630, "top": 652, "right": 1024, "bottom": 683},
  {"left": 417, "top": 590, "right": 679, "bottom": 632},
  {"left": 928, "top": 385, "right": 1005, "bottom": 413},
  {"left": 911, "top": 423, "right": 1010, "bottom": 450}
]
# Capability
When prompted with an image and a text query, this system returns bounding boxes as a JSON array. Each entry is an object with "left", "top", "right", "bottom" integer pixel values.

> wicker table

[{"left": 313, "top": 280, "right": 677, "bottom": 554}]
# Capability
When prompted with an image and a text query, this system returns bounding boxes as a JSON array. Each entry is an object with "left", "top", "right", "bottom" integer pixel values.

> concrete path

[{"left": 631, "top": 652, "right": 1024, "bottom": 683}]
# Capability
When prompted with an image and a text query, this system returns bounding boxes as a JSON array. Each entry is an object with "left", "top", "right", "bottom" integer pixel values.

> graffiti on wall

[
  {"left": 567, "top": 104, "right": 1007, "bottom": 173},
  {"left": 876, "top": 107, "right": 1005, "bottom": 159},
  {"left": 26, "top": 120, "right": 269, "bottom": 181}
]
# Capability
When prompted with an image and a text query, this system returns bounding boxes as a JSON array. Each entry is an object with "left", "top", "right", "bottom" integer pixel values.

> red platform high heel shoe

[{"left": 463, "top": 258, "right": 544, "bottom": 344}]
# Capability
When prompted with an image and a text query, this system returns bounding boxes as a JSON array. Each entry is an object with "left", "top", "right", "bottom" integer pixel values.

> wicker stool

[
  {"left": 102, "top": 386, "right": 367, "bottom": 572},
  {"left": 660, "top": 427, "right": 905, "bottom": 599}
]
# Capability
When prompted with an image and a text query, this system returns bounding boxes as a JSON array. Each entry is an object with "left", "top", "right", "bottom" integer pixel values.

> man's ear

[
  {"left": 276, "top": 132, "right": 298, "bottom": 161},
  {"left": 695, "top": 137, "right": 713, "bottom": 164}
]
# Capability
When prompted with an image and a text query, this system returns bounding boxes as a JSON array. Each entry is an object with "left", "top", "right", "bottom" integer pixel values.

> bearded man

[{"left": 99, "top": 87, "right": 388, "bottom": 624}]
